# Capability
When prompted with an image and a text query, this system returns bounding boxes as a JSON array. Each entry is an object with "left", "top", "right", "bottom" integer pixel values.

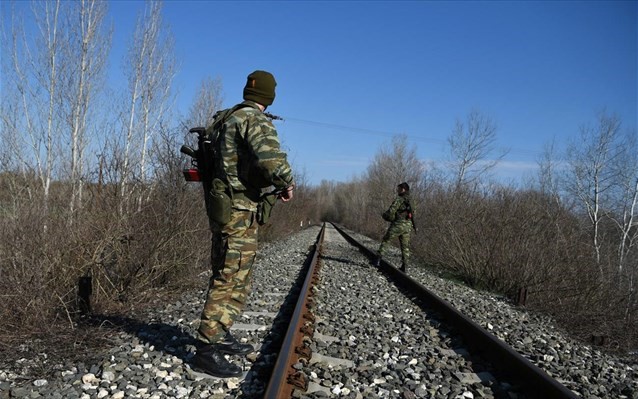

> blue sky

[{"left": 10, "top": 1, "right": 638, "bottom": 186}]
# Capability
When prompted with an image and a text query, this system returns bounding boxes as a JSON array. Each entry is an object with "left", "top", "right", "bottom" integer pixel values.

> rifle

[
  {"left": 181, "top": 105, "right": 280, "bottom": 182},
  {"left": 264, "top": 112, "right": 283, "bottom": 121},
  {"left": 181, "top": 106, "right": 283, "bottom": 182},
  {"left": 181, "top": 114, "right": 291, "bottom": 226},
  {"left": 180, "top": 126, "right": 210, "bottom": 183},
  {"left": 181, "top": 126, "right": 231, "bottom": 224}
]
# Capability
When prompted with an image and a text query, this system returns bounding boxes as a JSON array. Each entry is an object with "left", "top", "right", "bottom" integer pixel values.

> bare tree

[
  {"left": 2, "top": 1, "right": 110, "bottom": 217},
  {"left": 184, "top": 76, "right": 225, "bottom": 129},
  {"left": 367, "top": 134, "right": 423, "bottom": 197},
  {"left": 61, "top": 0, "right": 110, "bottom": 215},
  {"left": 537, "top": 138, "right": 561, "bottom": 200},
  {"left": 5, "top": 0, "right": 66, "bottom": 210},
  {"left": 179, "top": 76, "right": 224, "bottom": 156},
  {"left": 607, "top": 129, "right": 638, "bottom": 274},
  {"left": 0, "top": 15, "right": 24, "bottom": 186},
  {"left": 120, "top": 0, "right": 176, "bottom": 213},
  {"left": 448, "top": 109, "right": 505, "bottom": 188},
  {"left": 565, "top": 111, "right": 623, "bottom": 272},
  {"left": 562, "top": 111, "right": 637, "bottom": 338}
]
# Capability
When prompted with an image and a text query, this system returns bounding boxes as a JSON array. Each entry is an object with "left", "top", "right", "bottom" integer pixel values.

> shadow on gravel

[
  {"left": 80, "top": 315, "right": 198, "bottom": 363},
  {"left": 76, "top": 229, "right": 321, "bottom": 397}
]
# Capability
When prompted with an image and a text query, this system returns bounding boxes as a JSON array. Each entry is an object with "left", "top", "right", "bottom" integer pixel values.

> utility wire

[
  {"left": 280, "top": 116, "right": 448, "bottom": 145},
  {"left": 279, "top": 116, "right": 546, "bottom": 159}
]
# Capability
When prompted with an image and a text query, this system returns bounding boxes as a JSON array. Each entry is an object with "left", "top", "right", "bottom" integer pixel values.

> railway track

[
  {"left": 262, "top": 223, "right": 579, "bottom": 398},
  {"left": 3, "top": 223, "right": 634, "bottom": 398}
]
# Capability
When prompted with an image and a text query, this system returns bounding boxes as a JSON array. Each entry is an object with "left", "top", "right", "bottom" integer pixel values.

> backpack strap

[{"left": 209, "top": 103, "right": 253, "bottom": 132}]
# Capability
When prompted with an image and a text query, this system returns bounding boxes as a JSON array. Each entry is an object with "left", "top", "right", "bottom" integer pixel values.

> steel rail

[
  {"left": 331, "top": 223, "right": 580, "bottom": 399},
  {"left": 263, "top": 223, "right": 325, "bottom": 399}
]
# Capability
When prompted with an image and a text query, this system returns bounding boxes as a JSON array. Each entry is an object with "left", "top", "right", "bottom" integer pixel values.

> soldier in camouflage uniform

[
  {"left": 376, "top": 182, "right": 414, "bottom": 272},
  {"left": 192, "top": 70, "right": 295, "bottom": 378}
]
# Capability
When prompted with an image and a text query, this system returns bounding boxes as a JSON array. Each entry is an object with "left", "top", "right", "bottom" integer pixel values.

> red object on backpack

[{"left": 183, "top": 168, "right": 201, "bottom": 182}]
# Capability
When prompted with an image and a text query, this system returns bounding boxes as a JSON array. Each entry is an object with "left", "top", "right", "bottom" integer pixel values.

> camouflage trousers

[
  {"left": 378, "top": 221, "right": 412, "bottom": 264},
  {"left": 197, "top": 209, "right": 258, "bottom": 344}
]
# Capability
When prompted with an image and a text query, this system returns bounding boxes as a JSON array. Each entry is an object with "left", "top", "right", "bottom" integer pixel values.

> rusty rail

[
  {"left": 331, "top": 223, "right": 580, "bottom": 399},
  {"left": 263, "top": 223, "right": 325, "bottom": 398}
]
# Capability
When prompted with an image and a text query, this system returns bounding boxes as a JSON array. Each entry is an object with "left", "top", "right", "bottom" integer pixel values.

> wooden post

[
  {"left": 78, "top": 276, "right": 93, "bottom": 315},
  {"left": 517, "top": 287, "right": 527, "bottom": 306}
]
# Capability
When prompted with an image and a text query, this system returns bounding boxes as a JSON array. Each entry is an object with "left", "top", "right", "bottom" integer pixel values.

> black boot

[
  {"left": 191, "top": 345, "right": 243, "bottom": 378},
  {"left": 373, "top": 256, "right": 381, "bottom": 267},
  {"left": 400, "top": 262, "right": 407, "bottom": 272},
  {"left": 215, "top": 331, "right": 254, "bottom": 356}
]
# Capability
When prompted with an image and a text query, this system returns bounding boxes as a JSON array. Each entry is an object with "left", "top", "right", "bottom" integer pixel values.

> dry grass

[{"left": 0, "top": 170, "right": 317, "bottom": 378}]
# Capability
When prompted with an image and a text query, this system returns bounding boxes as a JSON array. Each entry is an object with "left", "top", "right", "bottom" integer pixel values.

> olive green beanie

[{"left": 243, "top": 70, "right": 276, "bottom": 106}]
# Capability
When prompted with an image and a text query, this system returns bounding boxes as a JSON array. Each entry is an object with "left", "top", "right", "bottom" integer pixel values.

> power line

[
  {"left": 280, "top": 116, "right": 449, "bottom": 146},
  {"left": 279, "top": 116, "right": 546, "bottom": 159}
]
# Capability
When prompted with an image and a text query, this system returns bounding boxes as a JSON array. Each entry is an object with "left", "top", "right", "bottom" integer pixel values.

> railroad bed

[{"left": 1, "top": 224, "right": 636, "bottom": 399}]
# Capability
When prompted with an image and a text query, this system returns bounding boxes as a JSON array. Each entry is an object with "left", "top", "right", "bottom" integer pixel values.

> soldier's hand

[{"left": 279, "top": 185, "right": 294, "bottom": 202}]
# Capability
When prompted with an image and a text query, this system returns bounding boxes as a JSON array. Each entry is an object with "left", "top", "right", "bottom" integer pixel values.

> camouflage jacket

[
  {"left": 214, "top": 101, "right": 294, "bottom": 211},
  {"left": 383, "top": 194, "right": 413, "bottom": 225}
]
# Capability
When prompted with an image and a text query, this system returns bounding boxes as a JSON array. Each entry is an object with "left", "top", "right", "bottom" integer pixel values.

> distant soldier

[
  {"left": 375, "top": 182, "right": 415, "bottom": 272},
  {"left": 192, "top": 70, "right": 295, "bottom": 378}
]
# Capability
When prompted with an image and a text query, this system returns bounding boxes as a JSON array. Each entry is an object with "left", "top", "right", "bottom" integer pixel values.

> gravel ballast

[{"left": 1, "top": 224, "right": 636, "bottom": 398}]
